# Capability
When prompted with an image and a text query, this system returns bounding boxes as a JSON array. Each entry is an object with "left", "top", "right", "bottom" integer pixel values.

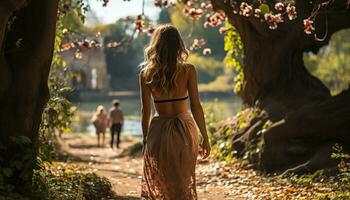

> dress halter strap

[{"left": 153, "top": 96, "right": 189, "bottom": 103}]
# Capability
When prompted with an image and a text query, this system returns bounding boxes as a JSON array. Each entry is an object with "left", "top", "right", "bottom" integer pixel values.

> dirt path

[{"left": 62, "top": 134, "right": 334, "bottom": 200}]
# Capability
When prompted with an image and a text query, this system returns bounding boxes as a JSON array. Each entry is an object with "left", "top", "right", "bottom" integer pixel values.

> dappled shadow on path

[
  {"left": 96, "top": 167, "right": 140, "bottom": 179},
  {"left": 59, "top": 134, "right": 81, "bottom": 141},
  {"left": 109, "top": 142, "right": 143, "bottom": 159},
  {"left": 69, "top": 143, "right": 100, "bottom": 149},
  {"left": 58, "top": 151, "right": 112, "bottom": 165}
]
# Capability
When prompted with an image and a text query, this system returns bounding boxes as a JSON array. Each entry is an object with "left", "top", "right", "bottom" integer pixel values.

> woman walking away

[
  {"left": 140, "top": 24, "right": 211, "bottom": 200},
  {"left": 91, "top": 105, "right": 108, "bottom": 147}
]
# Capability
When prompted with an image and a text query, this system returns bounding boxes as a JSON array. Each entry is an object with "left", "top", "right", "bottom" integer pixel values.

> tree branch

[{"left": 301, "top": 11, "right": 350, "bottom": 52}]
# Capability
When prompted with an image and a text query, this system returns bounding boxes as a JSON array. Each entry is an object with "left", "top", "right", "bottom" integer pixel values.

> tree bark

[
  {"left": 0, "top": 0, "right": 59, "bottom": 195},
  {"left": 212, "top": 0, "right": 350, "bottom": 174}
]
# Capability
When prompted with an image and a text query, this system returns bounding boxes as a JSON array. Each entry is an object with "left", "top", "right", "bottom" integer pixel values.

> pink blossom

[
  {"left": 286, "top": 4, "right": 297, "bottom": 20},
  {"left": 240, "top": 2, "right": 253, "bottom": 17},
  {"left": 264, "top": 13, "right": 284, "bottom": 30},
  {"left": 303, "top": 19, "right": 315, "bottom": 34},
  {"left": 254, "top": 9, "right": 261, "bottom": 18},
  {"left": 274, "top": 2, "right": 285, "bottom": 11}
]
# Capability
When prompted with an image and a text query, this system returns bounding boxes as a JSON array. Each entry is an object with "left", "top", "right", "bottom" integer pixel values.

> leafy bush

[
  {"left": 0, "top": 136, "right": 38, "bottom": 200},
  {"left": 203, "top": 99, "right": 233, "bottom": 162},
  {"left": 207, "top": 106, "right": 262, "bottom": 163},
  {"left": 33, "top": 162, "right": 115, "bottom": 200},
  {"left": 203, "top": 100, "right": 259, "bottom": 163},
  {"left": 331, "top": 144, "right": 350, "bottom": 199},
  {"left": 289, "top": 170, "right": 326, "bottom": 186}
]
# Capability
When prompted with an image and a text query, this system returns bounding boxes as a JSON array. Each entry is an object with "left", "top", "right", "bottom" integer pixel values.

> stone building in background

[{"left": 60, "top": 36, "right": 110, "bottom": 93}]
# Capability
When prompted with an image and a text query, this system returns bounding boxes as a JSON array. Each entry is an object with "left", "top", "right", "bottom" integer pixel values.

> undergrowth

[
  {"left": 33, "top": 162, "right": 115, "bottom": 200},
  {"left": 205, "top": 101, "right": 350, "bottom": 200}
]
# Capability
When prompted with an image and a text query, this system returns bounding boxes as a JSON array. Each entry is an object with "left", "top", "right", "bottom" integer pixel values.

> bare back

[
  {"left": 140, "top": 62, "right": 210, "bottom": 158},
  {"left": 150, "top": 65, "right": 191, "bottom": 116}
]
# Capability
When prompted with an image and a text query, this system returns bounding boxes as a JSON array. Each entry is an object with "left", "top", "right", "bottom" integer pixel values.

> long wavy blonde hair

[{"left": 142, "top": 24, "right": 189, "bottom": 93}]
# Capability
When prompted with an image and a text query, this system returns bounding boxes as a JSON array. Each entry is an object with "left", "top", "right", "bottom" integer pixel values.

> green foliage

[
  {"left": 31, "top": 4, "right": 116, "bottom": 199},
  {"left": 0, "top": 136, "right": 37, "bottom": 200},
  {"left": 33, "top": 163, "right": 115, "bottom": 200},
  {"left": 240, "top": 108, "right": 265, "bottom": 161},
  {"left": 305, "top": 29, "right": 350, "bottom": 95},
  {"left": 224, "top": 22, "right": 244, "bottom": 94},
  {"left": 60, "top": 0, "right": 89, "bottom": 26},
  {"left": 278, "top": 144, "right": 350, "bottom": 200},
  {"left": 289, "top": 170, "right": 326, "bottom": 186},
  {"left": 38, "top": 1, "right": 79, "bottom": 162},
  {"left": 330, "top": 144, "right": 350, "bottom": 199},
  {"left": 203, "top": 99, "right": 223, "bottom": 135},
  {"left": 259, "top": 4, "right": 270, "bottom": 14},
  {"left": 207, "top": 105, "right": 267, "bottom": 163},
  {"left": 0, "top": 1, "right": 84, "bottom": 198},
  {"left": 203, "top": 99, "right": 235, "bottom": 163}
]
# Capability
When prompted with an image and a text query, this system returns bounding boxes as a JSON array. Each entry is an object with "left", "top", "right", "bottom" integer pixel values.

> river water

[{"left": 72, "top": 93, "right": 242, "bottom": 136}]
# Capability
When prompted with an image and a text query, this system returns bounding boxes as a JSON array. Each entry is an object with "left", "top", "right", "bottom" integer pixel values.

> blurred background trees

[{"left": 305, "top": 29, "right": 350, "bottom": 95}]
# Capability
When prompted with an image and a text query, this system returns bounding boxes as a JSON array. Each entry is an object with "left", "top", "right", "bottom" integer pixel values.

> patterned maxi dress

[{"left": 141, "top": 112, "right": 199, "bottom": 200}]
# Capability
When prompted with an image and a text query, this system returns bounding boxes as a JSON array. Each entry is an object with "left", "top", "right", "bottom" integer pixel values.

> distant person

[
  {"left": 140, "top": 25, "right": 210, "bottom": 199},
  {"left": 91, "top": 105, "right": 108, "bottom": 147},
  {"left": 108, "top": 99, "right": 124, "bottom": 148}
]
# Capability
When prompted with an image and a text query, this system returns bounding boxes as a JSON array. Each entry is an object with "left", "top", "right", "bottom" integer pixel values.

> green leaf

[
  {"left": 18, "top": 136, "right": 31, "bottom": 144},
  {"left": 259, "top": 4, "right": 270, "bottom": 14},
  {"left": 59, "top": 87, "right": 73, "bottom": 94}
]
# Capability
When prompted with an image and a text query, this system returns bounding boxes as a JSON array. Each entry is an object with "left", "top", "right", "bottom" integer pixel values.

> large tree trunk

[
  {"left": 211, "top": 0, "right": 350, "bottom": 174},
  {"left": 0, "top": 0, "right": 58, "bottom": 195}
]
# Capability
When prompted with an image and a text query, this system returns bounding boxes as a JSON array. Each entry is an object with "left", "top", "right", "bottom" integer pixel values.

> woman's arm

[
  {"left": 187, "top": 64, "right": 211, "bottom": 159},
  {"left": 139, "top": 72, "right": 152, "bottom": 145}
]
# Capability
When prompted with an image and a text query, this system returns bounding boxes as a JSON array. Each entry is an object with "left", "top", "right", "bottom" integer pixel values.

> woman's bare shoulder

[
  {"left": 181, "top": 63, "right": 196, "bottom": 76},
  {"left": 179, "top": 63, "right": 195, "bottom": 72},
  {"left": 140, "top": 68, "right": 151, "bottom": 82}
]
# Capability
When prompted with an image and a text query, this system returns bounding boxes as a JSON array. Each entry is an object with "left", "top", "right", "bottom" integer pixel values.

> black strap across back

[{"left": 153, "top": 96, "right": 189, "bottom": 103}]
